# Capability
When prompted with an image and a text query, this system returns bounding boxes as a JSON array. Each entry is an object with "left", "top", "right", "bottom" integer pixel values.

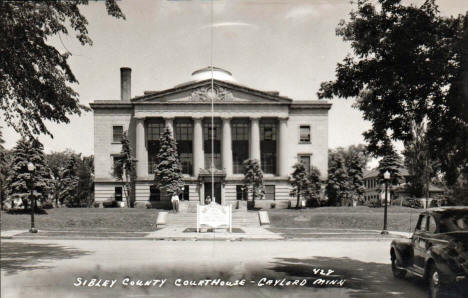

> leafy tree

[
  {"left": 153, "top": 127, "right": 184, "bottom": 198},
  {"left": 46, "top": 150, "right": 72, "bottom": 207},
  {"left": 6, "top": 138, "right": 51, "bottom": 209},
  {"left": 289, "top": 162, "right": 309, "bottom": 209},
  {"left": 347, "top": 153, "right": 366, "bottom": 204},
  {"left": 304, "top": 166, "right": 323, "bottom": 207},
  {"left": 76, "top": 155, "right": 94, "bottom": 207},
  {"left": 318, "top": 0, "right": 468, "bottom": 184},
  {"left": 0, "top": 0, "right": 124, "bottom": 137},
  {"left": 112, "top": 132, "right": 136, "bottom": 207},
  {"left": 0, "top": 127, "right": 6, "bottom": 208},
  {"left": 61, "top": 156, "right": 80, "bottom": 207},
  {"left": 403, "top": 122, "right": 436, "bottom": 198},
  {"left": 326, "top": 154, "right": 349, "bottom": 206},
  {"left": 243, "top": 159, "right": 265, "bottom": 207}
]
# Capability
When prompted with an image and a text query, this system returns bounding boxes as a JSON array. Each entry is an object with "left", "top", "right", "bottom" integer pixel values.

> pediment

[{"left": 131, "top": 80, "right": 292, "bottom": 104}]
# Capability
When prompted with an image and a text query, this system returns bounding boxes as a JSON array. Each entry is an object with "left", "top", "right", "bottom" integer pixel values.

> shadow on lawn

[
  {"left": 0, "top": 242, "right": 91, "bottom": 275},
  {"left": 269, "top": 256, "right": 429, "bottom": 298}
]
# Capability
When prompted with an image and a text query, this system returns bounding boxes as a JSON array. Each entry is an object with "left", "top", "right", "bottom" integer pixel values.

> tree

[
  {"left": 326, "top": 154, "right": 349, "bottom": 206},
  {"left": 0, "top": 127, "right": 6, "bottom": 208},
  {"left": 289, "top": 162, "right": 309, "bottom": 209},
  {"left": 403, "top": 122, "right": 436, "bottom": 198},
  {"left": 378, "top": 150, "right": 404, "bottom": 187},
  {"left": 6, "top": 138, "right": 51, "bottom": 209},
  {"left": 243, "top": 159, "right": 265, "bottom": 208},
  {"left": 153, "top": 128, "right": 184, "bottom": 198},
  {"left": 112, "top": 132, "right": 136, "bottom": 207},
  {"left": 61, "top": 156, "right": 80, "bottom": 207},
  {"left": 0, "top": 1, "right": 124, "bottom": 137},
  {"left": 76, "top": 155, "right": 94, "bottom": 207},
  {"left": 347, "top": 153, "right": 366, "bottom": 204},
  {"left": 304, "top": 166, "right": 323, "bottom": 207},
  {"left": 46, "top": 150, "right": 72, "bottom": 207},
  {"left": 318, "top": 0, "right": 468, "bottom": 184}
]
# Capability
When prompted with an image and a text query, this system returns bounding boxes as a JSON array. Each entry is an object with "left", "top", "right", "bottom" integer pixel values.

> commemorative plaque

[{"left": 197, "top": 202, "right": 232, "bottom": 232}]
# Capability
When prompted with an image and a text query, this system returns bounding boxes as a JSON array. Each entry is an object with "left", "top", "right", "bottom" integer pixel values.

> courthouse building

[{"left": 90, "top": 67, "right": 331, "bottom": 208}]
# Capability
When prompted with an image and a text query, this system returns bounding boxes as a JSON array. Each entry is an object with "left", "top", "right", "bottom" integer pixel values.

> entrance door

[{"left": 204, "top": 182, "right": 222, "bottom": 204}]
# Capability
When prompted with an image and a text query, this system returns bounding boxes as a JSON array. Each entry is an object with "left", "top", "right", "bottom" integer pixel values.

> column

[
  {"left": 135, "top": 117, "right": 148, "bottom": 178},
  {"left": 221, "top": 117, "right": 233, "bottom": 176},
  {"left": 250, "top": 117, "right": 261, "bottom": 162},
  {"left": 277, "top": 117, "right": 289, "bottom": 177},
  {"left": 192, "top": 117, "right": 204, "bottom": 177},
  {"left": 164, "top": 117, "right": 174, "bottom": 136}
]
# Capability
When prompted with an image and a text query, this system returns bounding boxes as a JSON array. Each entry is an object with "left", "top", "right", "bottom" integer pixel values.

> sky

[{"left": 2, "top": 0, "right": 468, "bottom": 157}]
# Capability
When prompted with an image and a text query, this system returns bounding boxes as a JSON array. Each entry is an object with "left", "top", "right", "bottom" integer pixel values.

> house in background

[
  {"left": 90, "top": 67, "right": 331, "bottom": 209},
  {"left": 363, "top": 167, "right": 445, "bottom": 205}
]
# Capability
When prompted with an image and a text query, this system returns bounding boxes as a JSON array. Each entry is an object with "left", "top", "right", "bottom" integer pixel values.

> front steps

[{"left": 161, "top": 210, "right": 260, "bottom": 228}]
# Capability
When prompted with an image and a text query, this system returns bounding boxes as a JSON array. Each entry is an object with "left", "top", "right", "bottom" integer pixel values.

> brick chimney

[{"left": 120, "top": 67, "right": 131, "bottom": 101}]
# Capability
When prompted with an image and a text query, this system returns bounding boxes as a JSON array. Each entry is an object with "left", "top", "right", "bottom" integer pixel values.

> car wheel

[
  {"left": 391, "top": 256, "right": 406, "bottom": 278},
  {"left": 428, "top": 266, "right": 449, "bottom": 298}
]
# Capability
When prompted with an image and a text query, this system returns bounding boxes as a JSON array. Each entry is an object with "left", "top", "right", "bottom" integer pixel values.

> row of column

[{"left": 135, "top": 116, "right": 289, "bottom": 178}]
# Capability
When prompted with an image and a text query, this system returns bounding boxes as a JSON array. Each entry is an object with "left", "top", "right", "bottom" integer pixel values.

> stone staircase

[{"left": 164, "top": 210, "right": 260, "bottom": 228}]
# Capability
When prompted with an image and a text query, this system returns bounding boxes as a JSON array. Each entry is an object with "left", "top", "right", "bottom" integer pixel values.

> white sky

[{"left": 2, "top": 0, "right": 467, "bottom": 156}]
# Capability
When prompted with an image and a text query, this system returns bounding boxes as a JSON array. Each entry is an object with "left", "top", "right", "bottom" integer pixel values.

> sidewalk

[{"left": 0, "top": 227, "right": 407, "bottom": 241}]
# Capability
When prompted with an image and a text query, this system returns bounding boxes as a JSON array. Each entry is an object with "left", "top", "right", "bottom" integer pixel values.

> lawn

[
  {"left": 0, "top": 208, "right": 159, "bottom": 232},
  {"left": 268, "top": 206, "right": 421, "bottom": 232}
]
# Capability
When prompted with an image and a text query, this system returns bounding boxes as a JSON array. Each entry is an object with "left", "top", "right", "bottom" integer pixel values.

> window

[
  {"left": 264, "top": 185, "right": 275, "bottom": 200},
  {"left": 299, "top": 125, "right": 311, "bottom": 143},
  {"left": 428, "top": 216, "right": 437, "bottom": 233},
  {"left": 236, "top": 185, "right": 248, "bottom": 201},
  {"left": 147, "top": 121, "right": 165, "bottom": 173},
  {"left": 260, "top": 120, "right": 277, "bottom": 174},
  {"left": 416, "top": 215, "right": 427, "bottom": 231},
  {"left": 299, "top": 155, "right": 311, "bottom": 173},
  {"left": 179, "top": 185, "right": 190, "bottom": 201},
  {"left": 204, "top": 121, "right": 221, "bottom": 169},
  {"left": 115, "top": 187, "right": 123, "bottom": 201},
  {"left": 232, "top": 120, "right": 249, "bottom": 174},
  {"left": 113, "top": 126, "right": 123, "bottom": 143},
  {"left": 149, "top": 185, "right": 160, "bottom": 201},
  {"left": 175, "top": 120, "right": 193, "bottom": 175},
  {"left": 113, "top": 155, "right": 123, "bottom": 172}
]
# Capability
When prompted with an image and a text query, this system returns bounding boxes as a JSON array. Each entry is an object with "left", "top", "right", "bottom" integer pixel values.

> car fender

[
  {"left": 424, "top": 245, "right": 453, "bottom": 282},
  {"left": 391, "top": 240, "right": 413, "bottom": 266}
]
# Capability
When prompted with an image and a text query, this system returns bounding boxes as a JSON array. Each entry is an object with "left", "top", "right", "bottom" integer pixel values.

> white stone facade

[{"left": 90, "top": 67, "right": 331, "bottom": 208}]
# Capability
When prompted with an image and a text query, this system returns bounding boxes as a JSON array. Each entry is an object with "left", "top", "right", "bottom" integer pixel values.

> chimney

[{"left": 120, "top": 67, "right": 131, "bottom": 101}]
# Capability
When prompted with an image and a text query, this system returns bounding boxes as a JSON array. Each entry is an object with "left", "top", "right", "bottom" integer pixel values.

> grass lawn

[
  {"left": 268, "top": 206, "right": 421, "bottom": 232},
  {"left": 0, "top": 208, "right": 159, "bottom": 232}
]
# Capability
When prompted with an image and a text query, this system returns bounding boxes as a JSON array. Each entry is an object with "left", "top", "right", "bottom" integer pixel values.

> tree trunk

[{"left": 296, "top": 187, "right": 301, "bottom": 209}]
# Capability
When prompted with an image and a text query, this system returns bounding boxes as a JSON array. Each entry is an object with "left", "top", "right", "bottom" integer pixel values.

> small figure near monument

[
  {"left": 205, "top": 196, "right": 212, "bottom": 205},
  {"left": 171, "top": 193, "right": 180, "bottom": 213}
]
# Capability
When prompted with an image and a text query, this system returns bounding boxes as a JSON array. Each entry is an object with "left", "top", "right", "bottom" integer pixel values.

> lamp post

[
  {"left": 27, "top": 162, "right": 38, "bottom": 233},
  {"left": 381, "top": 170, "right": 390, "bottom": 235}
]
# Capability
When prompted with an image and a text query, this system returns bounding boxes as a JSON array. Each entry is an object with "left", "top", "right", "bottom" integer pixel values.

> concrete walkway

[{"left": 146, "top": 226, "right": 283, "bottom": 240}]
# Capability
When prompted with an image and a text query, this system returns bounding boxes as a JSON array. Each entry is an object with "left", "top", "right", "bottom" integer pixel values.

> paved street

[{"left": 1, "top": 239, "right": 427, "bottom": 298}]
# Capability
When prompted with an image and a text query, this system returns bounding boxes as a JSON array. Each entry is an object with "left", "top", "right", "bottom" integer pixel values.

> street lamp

[
  {"left": 27, "top": 162, "right": 38, "bottom": 233},
  {"left": 381, "top": 170, "right": 390, "bottom": 235}
]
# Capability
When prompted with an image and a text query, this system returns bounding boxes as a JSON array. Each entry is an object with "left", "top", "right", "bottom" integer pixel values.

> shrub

[
  {"left": 41, "top": 200, "right": 54, "bottom": 209},
  {"left": 102, "top": 199, "right": 118, "bottom": 208},
  {"left": 145, "top": 202, "right": 152, "bottom": 209},
  {"left": 270, "top": 202, "right": 276, "bottom": 209},
  {"left": 93, "top": 201, "right": 101, "bottom": 208}
]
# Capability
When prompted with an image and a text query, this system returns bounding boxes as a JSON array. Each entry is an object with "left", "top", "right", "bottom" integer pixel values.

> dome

[{"left": 191, "top": 66, "right": 236, "bottom": 82}]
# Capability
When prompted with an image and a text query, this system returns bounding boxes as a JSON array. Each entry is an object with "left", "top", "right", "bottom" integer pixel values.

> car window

[
  {"left": 439, "top": 212, "right": 468, "bottom": 233},
  {"left": 416, "top": 215, "right": 426, "bottom": 231},
  {"left": 427, "top": 216, "right": 437, "bottom": 233}
]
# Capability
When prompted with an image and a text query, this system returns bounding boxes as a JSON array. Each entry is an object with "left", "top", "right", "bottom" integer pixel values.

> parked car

[{"left": 390, "top": 207, "right": 468, "bottom": 297}]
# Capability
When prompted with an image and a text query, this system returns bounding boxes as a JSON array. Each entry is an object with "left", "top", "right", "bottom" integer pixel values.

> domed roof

[{"left": 191, "top": 66, "right": 236, "bottom": 82}]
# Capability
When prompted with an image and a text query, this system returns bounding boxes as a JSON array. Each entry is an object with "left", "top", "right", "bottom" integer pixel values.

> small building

[
  {"left": 363, "top": 167, "right": 445, "bottom": 204},
  {"left": 90, "top": 67, "right": 331, "bottom": 208}
]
